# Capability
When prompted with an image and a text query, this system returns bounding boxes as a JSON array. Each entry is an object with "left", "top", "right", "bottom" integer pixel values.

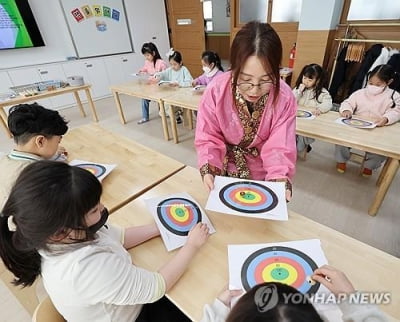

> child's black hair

[
  {"left": 141, "top": 42, "right": 162, "bottom": 67},
  {"left": 169, "top": 50, "right": 183, "bottom": 64},
  {"left": 294, "top": 64, "right": 328, "bottom": 103},
  {"left": 8, "top": 103, "right": 68, "bottom": 144},
  {"left": 367, "top": 64, "right": 398, "bottom": 108},
  {"left": 202, "top": 51, "right": 224, "bottom": 71}
]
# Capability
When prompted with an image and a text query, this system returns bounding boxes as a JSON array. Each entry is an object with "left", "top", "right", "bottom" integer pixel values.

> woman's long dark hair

[
  {"left": 294, "top": 63, "right": 327, "bottom": 103},
  {"left": 230, "top": 21, "right": 282, "bottom": 103},
  {"left": 226, "top": 282, "right": 323, "bottom": 322},
  {"left": 141, "top": 42, "right": 162, "bottom": 67},
  {"left": 0, "top": 161, "right": 102, "bottom": 287}
]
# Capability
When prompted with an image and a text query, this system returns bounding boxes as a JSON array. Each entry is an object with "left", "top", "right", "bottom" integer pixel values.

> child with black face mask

[{"left": 0, "top": 161, "right": 209, "bottom": 322}]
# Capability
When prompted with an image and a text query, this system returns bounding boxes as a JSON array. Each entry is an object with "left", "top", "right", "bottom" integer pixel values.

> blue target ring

[
  {"left": 241, "top": 246, "right": 320, "bottom": 295},
  {"left": 157, "top": 198, "right": 202, "bottom": 236},
  {"left": 219, "top": 181, "right": 278, "bottom": 213},
  {"left": 297, "top": 110, "right": 313, "bottom": 118}
]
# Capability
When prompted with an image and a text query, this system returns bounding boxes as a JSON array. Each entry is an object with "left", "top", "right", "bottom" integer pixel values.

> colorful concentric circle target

[
  {"left": 75, "top": 163, "right": 106, "bottom": 178},
  {"left": 241, "top": 246, "right": 320, "bottom": 295},
  {"left": 157, "top": 198, "right": 202, "bottom": 236},
  {"left": 341, "top": 118, "right": 374, "bottom": 128},
  {"left": 219, "top": 181, "right": 278, "bottom": 213},
  {"left": 296, "top": 110, "right": 313, "bottom": 118}
]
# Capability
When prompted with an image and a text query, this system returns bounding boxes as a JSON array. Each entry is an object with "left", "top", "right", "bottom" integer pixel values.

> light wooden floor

[{"left": 0, "top": 95, "right": 399, "bottom": 320}]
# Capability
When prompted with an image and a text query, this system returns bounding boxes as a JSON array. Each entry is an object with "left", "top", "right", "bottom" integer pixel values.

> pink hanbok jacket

[{"left": 195, "top": 72, "right": 297, "bottom": 181}]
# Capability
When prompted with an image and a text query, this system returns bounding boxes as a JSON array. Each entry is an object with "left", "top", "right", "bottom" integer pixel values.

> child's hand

[
  {"left": 186, "top": 222, "right": 209, "bottom": 249},
  {"left": 169, "top": 82, "right": 179, "bottom": 87},
  {"left": 313, "top": 108, "right": 321, "bottom": 116},
  {"left": 148, "top": 77, "right": 158, "bottom": 84},
  {"left": 375, "top": 117, "right": 388, "bottom": 127},
  {"left": 312, "top": 265, "right": 355, "bottom": 296},
  {"left": 217, "top": 288, "right": 244, "bottom": 307},
  {"left": 340, "top": 110, "right": 352, "bottom": 118},
  {"left": 192, "top": 80, "right": 197, "bottom": 87},
  {"left": 299, "top": 83, "right": 306, "bottom": 92},
  {"left": 203, "top": 174, "right": 215, "bottom": 193}
]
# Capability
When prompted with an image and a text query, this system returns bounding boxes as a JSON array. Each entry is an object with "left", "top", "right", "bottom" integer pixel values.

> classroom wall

[
  {"left": 0, "top": 0, "right": 76, "bottom": 69},
  {"left": 0, "top": 0, "right": 170, "bottom": 70},
  {"left": 212, "top": 0, "right": 230, "bottom": 32}
]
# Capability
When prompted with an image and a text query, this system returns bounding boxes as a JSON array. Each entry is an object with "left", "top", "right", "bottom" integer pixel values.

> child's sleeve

[
  {"left": 155, "top": 60, "right": 167, "bottom": 73},
  {"left": 179, "top": 67, "right": 193, "bottom": 87},
  {"left": 154, "top": 69, "right": 169, "bottom": 81},
  {"left": 316, "top": 88, "right": 333, "bottom": 113},
  {"left": 200, "top": 299, "right": 230, "bottom": 322},
  {"left": 74, "top": 250, "right": 166, "bottom": 305},
  {"left": 383, "top": 91, "right": 400, "bottom": 125},
  {"left": 339, "top": 91, "right": 358, "bottom": 114},
  {"left": 195, "top": 74, "right": 208, "bottom": 86},
  {"left": 139, "top": 62, "right": 148, "bottom": 73},
  {"left": 292, "top": 87, "right": 302, "bottom": 101}
]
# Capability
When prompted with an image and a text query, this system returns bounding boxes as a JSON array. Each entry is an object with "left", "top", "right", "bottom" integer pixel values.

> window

[
  {"left": 272, "top": 0, "right": 302, "bottom": 23},
  {"left": 203, "top": 0, "right": 213, "bottom": 32},
  {"left": 347, "top": 0, "right": 400, "bottom": 20},
  {"left": 239, "top": 0, "right": 268, "bottom": 24}
]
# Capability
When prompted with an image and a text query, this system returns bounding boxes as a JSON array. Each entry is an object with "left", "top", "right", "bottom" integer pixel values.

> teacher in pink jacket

[{"left": 194, "top": 21, "right": 297, "bottom": 200}]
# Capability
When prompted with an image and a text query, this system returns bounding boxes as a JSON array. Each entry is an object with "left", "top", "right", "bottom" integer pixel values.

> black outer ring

[
  {"left": 157, "top": 198, "right": 202, "bottom": 236},
  {"left": 240, "top": 246, "right": 320, "bottom": 295},
  {"left": 219, "top": 181, "right": 278, "bottom": 213}
]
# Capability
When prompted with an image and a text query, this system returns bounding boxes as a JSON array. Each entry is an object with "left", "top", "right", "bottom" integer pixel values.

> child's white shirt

[{"left": 39, "top": 224, "right": 166, "bottom": 322}]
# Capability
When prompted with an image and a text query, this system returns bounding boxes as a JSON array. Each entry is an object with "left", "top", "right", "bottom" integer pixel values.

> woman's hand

[
  {"left": 340, "top": 110, "right": 352, "bottom": 118},
  {"left": 203, "top": 174, "right": 215, "bottom": 193},
  {"left": 312, "top": 265, "right": 355, "bottom": 297},
  {"left": 375, "top": 117, "right": 388, "bottom": 127}
]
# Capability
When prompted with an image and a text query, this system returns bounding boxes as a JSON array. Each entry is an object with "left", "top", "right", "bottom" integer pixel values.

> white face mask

[
  {"left": 366, "top": 84, "right": 385, "bottom": 96},
  {"left": 202, "top": 66, "right": 211, "bottom": 74}
]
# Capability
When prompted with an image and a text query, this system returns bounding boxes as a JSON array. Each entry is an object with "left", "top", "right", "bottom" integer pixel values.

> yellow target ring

[
  {"left": 170, "top": 205, "right": 189, "bottom": 222},
  {"left": 234, "top": 191, "right": 262, "bottom": 204},
  {"left": 86, "top": 168, "right": 96, "bottom": 175},
  {"left": 262, "top": 263, "right": 298, "bottom": 284}
]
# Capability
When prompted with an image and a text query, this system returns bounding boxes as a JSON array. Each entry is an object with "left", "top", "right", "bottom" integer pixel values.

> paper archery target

[
  {"left": 241, "top": 246, "right": 320, "bottom": 295},
  {"left": 296, "top": 110, "right": 313, "bottom": 118},
  {"left": 341, "top": 118, "right": 374, "bottom": 128},
  {"left": 157, "top": 198, "right": 202, "bottom": 236},
  {"left": 75, "top": 163, "right": 106, "bottom": 178},
  {"left": 219, "top": 181, "right": 278, "bottom": 213}
]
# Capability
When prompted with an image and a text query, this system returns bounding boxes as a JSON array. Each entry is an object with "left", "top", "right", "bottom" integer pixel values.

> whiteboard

[{"left": 60, "top": 0, "right": 133, "bottom": 58}]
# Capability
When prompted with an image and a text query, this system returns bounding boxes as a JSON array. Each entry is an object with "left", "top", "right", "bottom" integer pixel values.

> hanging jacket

[
  {"left": 387, "top": 53, "right": 400, "bottom": 92},
  {"left": 329, "top": 46, "right": 348, "bottom": 100},
  {"left": 349, "top": 44, "right": 383, "bottom": 94}
]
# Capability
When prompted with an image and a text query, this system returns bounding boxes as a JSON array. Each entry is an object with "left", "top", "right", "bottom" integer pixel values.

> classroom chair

[{"left": 32, "top": 296, "right": 65, "bottom": 322}]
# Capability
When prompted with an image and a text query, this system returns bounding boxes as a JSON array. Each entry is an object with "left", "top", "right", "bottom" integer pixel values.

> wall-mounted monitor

[{"left": 0, "top": 0, "right": 45, "bottom": 50}]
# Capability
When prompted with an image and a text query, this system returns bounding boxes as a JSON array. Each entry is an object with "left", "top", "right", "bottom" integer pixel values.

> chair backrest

[{"left": 32, "top": 296, "right": 65, "bottom": 322}]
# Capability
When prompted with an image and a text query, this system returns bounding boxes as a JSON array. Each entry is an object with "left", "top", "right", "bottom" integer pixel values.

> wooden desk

[
  {"left": 110, "top": 166, "right": 400, "bottom": 321},
  {"left": 110, "top": 81, "right": 181, "bottom": 141},
  {"left": 162, "top": 88, "right": 202, "bottom": 144},
  {"left": 296, "top": 109, "right": 400, "bottom": 216},
  {"left": 63, "top": 124, "right": 185, "bottom": 213},
  {"left": 0, "top": 84, "right": 98, "bottom": 138}
]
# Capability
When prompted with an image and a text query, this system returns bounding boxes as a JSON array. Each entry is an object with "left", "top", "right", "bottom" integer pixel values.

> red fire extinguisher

[{"left": 289, "top": 43, "right": 296, "bottom": 68}]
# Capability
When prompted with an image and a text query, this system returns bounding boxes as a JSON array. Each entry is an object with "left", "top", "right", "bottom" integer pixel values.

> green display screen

[{"left": 0, "top": 0, "right": 44, "bottom": 49}]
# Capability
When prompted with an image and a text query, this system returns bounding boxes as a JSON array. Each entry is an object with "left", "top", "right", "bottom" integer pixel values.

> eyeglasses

[{"left": 237, "top": 81, "right": 274, "bottom": 92}]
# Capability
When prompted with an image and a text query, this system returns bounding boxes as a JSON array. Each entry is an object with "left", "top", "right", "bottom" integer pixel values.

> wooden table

[
  {"left": 63, "top": 124, "right": 185, "bottom": 213},
  {"left": 162, "top": 88, "right": 202, "bottom": 143},
  {"left": 0, "top": 84, "right": 98, "bottom": 138},
  {"left": 296, "top": 109, "right": 400, "bottom": 216},
  {"left": 110, "top": 81, "right": 182, "bottom": 141},
  {"left": 110, "top": 166, "right": 400, "bottom": 321}
]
